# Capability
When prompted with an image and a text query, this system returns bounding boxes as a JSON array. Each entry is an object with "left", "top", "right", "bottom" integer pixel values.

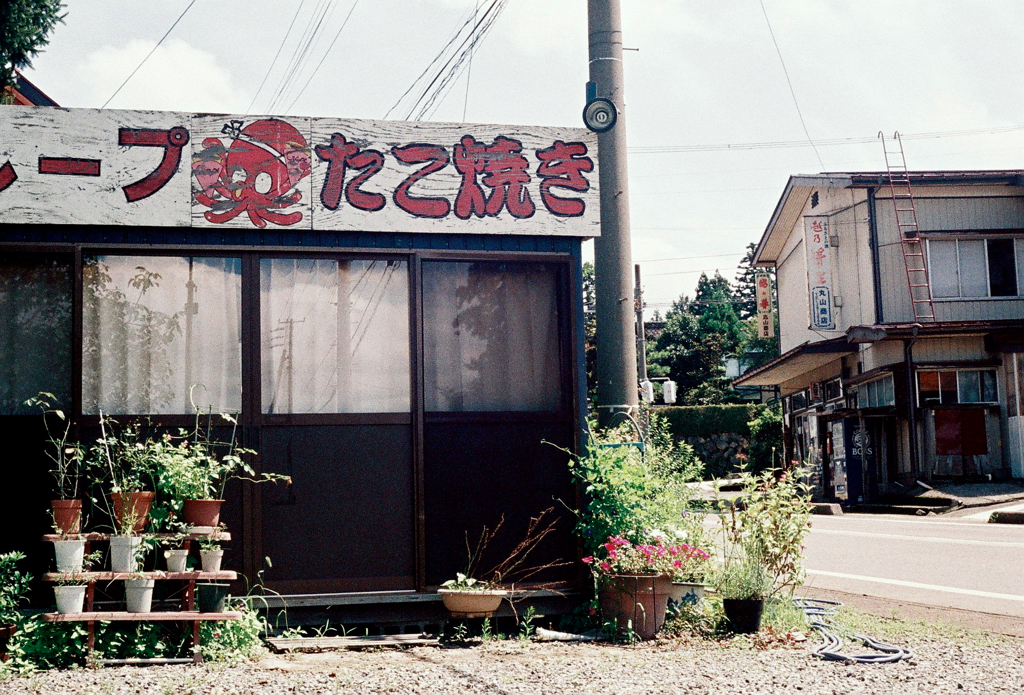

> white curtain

[
  {"left": 260, "top": 258, "right": 410, "bottom": 414},
  {"left": 82, "top": 256, "right": 242, "bottom": 414},
  {"left": 423, "top": 262, "right": 561, "bottom": 412}
]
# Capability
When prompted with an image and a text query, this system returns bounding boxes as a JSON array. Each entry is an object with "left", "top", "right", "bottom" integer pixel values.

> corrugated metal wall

[{"left": 872, "top": 191, "right": 1024, "bottom": 323}]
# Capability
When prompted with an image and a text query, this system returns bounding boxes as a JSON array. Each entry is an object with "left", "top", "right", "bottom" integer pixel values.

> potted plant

[
  {"left": 124, "top": 573, "right": 156, "bottom": 613},
  {"left": 91, "top": 415, "right": 158, "bottom": 536},
  {"left": 196, "top": 581, "right": 231, "bottom": 613},
  {"left": 439, "top": 509, "right": 565, "bottom": 620},
  {"left": 198, "top": 531, "right": 224, "bottom": 573},
  {"left": 160, "top": 526, "right": 192, "bottom": 573},
  {"left": 25, "top": 393, "right": 85, "bottom": 535},
  {"left": 713, "top": 545, "right": 775, "bottom": 634},
  {"left": 584, "top": 535, "right": 676, "bottom": 640},
  {"left": 663, "top": 541, "right": 712, "bottom": 609},
  {"left": 53, "top": 550, "right": 101, "bottom": 614},
  {"left": 0, "top": 551, "right": 32, "bottom": 660},
  {"left": 154, "top": 411, "right": 285, "bottom": 531}
]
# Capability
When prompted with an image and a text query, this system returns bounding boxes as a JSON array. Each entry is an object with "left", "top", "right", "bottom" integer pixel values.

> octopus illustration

[{"left": 192, "top": 119, "right": 312, "bottom": 228}]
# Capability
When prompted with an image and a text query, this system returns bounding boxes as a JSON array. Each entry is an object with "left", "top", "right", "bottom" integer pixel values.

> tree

[
  {"left": 0, "top": 1, "right": 65, "bottom": 91},
  {"left": 733, "top": 243, "right": 759, "bottom": 320},
  {"left": 583, "top": 261, "right": 597, "bottom": 403}
]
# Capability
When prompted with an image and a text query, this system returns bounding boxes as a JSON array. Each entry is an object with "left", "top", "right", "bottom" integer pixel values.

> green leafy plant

[
  {"left": 24, "top": 392, "right": 84, "bottom": 500},
  {"left": 0, "top": 552, "right": 31, "bottom": 625},
  {"left": 517, "top": 605, "right": 537, "bottom": 644},
  {"left": 712, "top": 545, "right": 774, "bottom": 600},
  {"left": 721, "top": 466, "right": 813, "bottom": 595}
]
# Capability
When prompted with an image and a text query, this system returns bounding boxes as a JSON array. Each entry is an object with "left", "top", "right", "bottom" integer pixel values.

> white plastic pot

[
  {"left": 200, "top": 549, "right": 223, "bottom": 573},
  {"left": 109, "top": 535, "right": 142, "bottom": 573},
  {"left": 53, "top": 585, "right": 87, "bottom": 614},
  {"left": 125, "top": 579, "right": 155, "bottom": 613},
  {"left": 164, "top": 549, "right": 190, "bottom": 573},
  {"left": 53, "top": 539, "right": 86, "bottom": 573}
]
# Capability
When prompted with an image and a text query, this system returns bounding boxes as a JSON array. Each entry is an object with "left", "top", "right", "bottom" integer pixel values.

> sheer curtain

[
  {"left": 0, "top": 255, "right": 72, "bottom": 414},
  {"left": 82, "top": 256, "right": 242, "bottom": 414},
  {"left": 260, "top": 258, "right": 410, "bottom": 414},
  {"left": 423, "top": 262, "right": 561, "bottom": 412}
]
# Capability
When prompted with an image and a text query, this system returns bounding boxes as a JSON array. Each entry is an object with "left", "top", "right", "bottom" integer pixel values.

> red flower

[
  {"left": 581, "top": 556, "right": 593, "bottom": 564},
  {"left": 599, "top": 561, "right": 611, "bottom": 572}
]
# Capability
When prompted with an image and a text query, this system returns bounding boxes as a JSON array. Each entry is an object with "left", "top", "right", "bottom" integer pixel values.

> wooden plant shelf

[
  {"left": 42, "top": 611, "right": 241, "bottom": 622},
  {"left": 43, "top": 571, "right": 237, "bottom": 582},
  {"left": 42, "top": 531, "right": 231, "bottom": 543}
]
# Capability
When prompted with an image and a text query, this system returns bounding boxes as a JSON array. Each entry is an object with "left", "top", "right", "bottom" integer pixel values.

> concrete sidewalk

[{"left": 922, "top": 481, "right": 1024, "bottom": 515}]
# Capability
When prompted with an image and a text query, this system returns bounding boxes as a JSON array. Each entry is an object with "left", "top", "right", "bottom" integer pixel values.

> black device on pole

[{"left": 583, "top": 97, "right": 617, "bottom": 133}]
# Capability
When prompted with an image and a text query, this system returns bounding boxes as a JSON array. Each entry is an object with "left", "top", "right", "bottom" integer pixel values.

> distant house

[
  {"left": 3, "top": 70, "right": 59, "bottom": 106},
  {"left": 735, "top": 171, "right": 1024, "bottom": 503}
]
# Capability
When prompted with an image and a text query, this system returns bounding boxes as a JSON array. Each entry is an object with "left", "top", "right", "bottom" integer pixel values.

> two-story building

[{"left": 734, "top": 171, "right": 1024, "bottom": 503}]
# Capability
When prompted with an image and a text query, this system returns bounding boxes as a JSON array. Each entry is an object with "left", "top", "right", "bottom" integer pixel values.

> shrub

[{"left": 747, "top": 405, "right": 782, "bottom": 474}]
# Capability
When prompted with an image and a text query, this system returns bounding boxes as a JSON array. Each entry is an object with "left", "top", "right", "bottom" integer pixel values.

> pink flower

[
  {"left": 607, "top": 549, "right": 617, "bottom": 560},
  {"left": 600, "top": 561, "right": 611, "bottom": 572},
  {"left": 581, "top": 556, "right": 593, "bottom": 564},
  {"left": 673, "top": 560, "right": 682, "bottom": 568},
  {"left": 604, "top": 542, "right": 616, "bottom": 552}
]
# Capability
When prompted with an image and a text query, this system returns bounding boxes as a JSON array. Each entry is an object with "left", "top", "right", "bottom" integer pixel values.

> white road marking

[
  {"left": 806, "top": 569, "right": 1024, "bottom": 602},
  {"left": 810, "top": 527, "right": 1024, "bottom": 548},
  {"left": 811, "top": 514, "right": 1024, "bottom": 529},
  {"left": 963, "top": 503, "right": 1024, "bottom": 521}
]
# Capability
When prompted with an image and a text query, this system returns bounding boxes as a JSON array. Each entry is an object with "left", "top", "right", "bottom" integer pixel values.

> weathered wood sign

[{"left": 0, "top": 107, "right": 600, "bottom": 236}]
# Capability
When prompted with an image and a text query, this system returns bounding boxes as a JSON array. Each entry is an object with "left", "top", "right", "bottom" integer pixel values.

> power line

[
  {"left": 101, "top": 0, "right": 198, "bottom": 109},
  {"left": 636, "top": 252, "right": 745, "bottom": 263},
  {"left": 758, "top": 0, "right": 825, "bottom": 170},
  {"left": 285, "top": 0, "right": 363, "bottom": 113},
  {"left": 627, "top": 125, "right": 1024, "bottom": 155},
  {"left": 246, "top": 0, "right": 308, "bottom": 114}
]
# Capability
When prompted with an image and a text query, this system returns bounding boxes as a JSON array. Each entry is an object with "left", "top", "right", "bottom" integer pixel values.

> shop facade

[{"left": 0, "top": 107, "right": 597, "bottom": 610}]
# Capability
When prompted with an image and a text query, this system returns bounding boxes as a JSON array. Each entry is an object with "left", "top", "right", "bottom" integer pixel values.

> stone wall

[{"left": 683, "top": 432, "right": 750, "bottom": 479}]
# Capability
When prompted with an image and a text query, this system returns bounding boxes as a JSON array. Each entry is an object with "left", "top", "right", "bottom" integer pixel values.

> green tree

[
  {"left": 733, "top": 243, "right": 759, "bottom": 320},
  {"left": 582, "top": 261, "right": 596, "bottom": 402},
  {"left": 0, "top": 1, "right": 65, "bottom": 91}
]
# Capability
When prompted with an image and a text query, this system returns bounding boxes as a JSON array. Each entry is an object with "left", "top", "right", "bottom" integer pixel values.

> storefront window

[
  {"left": 917, "top": 369, "right": 998, "bottom": 406},
  {"left": 0, "top": 255, "right": 72, "bottom": 414},
  {"left": 83, "top": 256, "right": 242, "bottom": 414},
  {"left": 422, "top": 261, "right": 562, "bottom": 412},
  {"left": 260, "top": 258, "right": 410, "bottom": 414},
  {"left": 856, "top": 374, "right": 895, "bottom": 409}
]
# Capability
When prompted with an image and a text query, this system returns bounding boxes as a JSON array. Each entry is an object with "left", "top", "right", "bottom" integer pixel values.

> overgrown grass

[{"left": 832, "top": 605, "right": 1016, "bottom": 647}]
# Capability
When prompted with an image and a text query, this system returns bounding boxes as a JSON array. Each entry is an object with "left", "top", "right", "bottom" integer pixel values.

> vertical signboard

[
  {"left": 755, "top": 271, "right": 774, "bottom": 339},
  {"left": 804, "top": 216, "right": 835, "bottom": 330}
]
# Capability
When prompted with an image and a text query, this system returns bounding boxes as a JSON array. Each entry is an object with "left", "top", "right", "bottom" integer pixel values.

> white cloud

[{"left": 77, "top": 39, "right": 248, "bottom": 112}]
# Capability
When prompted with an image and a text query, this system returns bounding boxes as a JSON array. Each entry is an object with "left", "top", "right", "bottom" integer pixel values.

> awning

[{"left": 733, "top": 337, "right": 856, "bottom": 387}]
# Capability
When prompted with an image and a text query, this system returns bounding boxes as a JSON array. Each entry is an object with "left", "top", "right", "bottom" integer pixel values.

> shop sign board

[
  {"left": 755, "top": 271, "right": 774, "bottom": 339},
  {"left": 0, "top": 107, "right": 600, "bottom": 236},
  {"left": 804, "top": 215, "right": 835, "bottom": 330}
]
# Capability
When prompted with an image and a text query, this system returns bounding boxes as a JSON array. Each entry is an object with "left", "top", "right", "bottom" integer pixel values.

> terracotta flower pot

[
  {"left": 438, "top": 589, "right": 507, "bottom": 618},
  {"left": 51, "top": 499, "right": 83, "bottom": 535},
  {"left": 599, "top": 574, "right": 672, "bottom": 640},
  {"left": 0, "top": 624, "right": 14, "bottom": 663},
  {"left": 110, "top": 491, "right": 155, "bottom": 533},
  {"left": 181, "top": 499, "right": 224, "bottom": 528}
]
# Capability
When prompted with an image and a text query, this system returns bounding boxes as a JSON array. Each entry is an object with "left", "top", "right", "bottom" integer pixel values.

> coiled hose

[{"left": 794, "top": 597, "right": 914, "bottom": 664}]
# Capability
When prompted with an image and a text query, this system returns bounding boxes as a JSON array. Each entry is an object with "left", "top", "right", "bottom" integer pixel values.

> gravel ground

[{"left": 2, "top": 632, "right": 1023, "bottom": 695}]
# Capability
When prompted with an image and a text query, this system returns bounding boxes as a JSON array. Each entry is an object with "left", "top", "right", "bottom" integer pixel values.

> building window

[
  {"left": 927, "top": 237, "right": 1024, "bottom": 299},
  {"left": 0, "top": 254, "right": 73, "bottom": 414},
  {"left": 83, "top": 256, "right": 242, "bottom": 415},
  {"left": 422, "top": 261, "right": 562, "bottom": 412},
  {"left": 855, "top": 374, "right": 894, "bottom": 409},
  {"left": 823, "top": 378, "right": 843, "bottom": 402},
  {"left": 917, "top": 369, "right": 998, "bottom": 406},
  {"left": 791, "top": 391, "right": 807, "bottom": 412},
  {"left": 260, "top": 258, "right": 410, "bottom": 414}
]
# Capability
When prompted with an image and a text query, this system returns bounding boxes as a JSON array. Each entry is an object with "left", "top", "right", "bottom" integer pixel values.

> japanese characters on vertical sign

[
  {"left": 754, "top": 271, "right": 774, "bottom": 339},
  {"left": 0, "top": 108, "right": 600, "bottom": 236},
  {"left": 803, "top": 215, "right": 835, "bottom": 330}
]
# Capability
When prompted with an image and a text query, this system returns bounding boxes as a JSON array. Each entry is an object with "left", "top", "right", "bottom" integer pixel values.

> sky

[{"left": 20, "top": 0, "right": 1024, "bottom": 317}]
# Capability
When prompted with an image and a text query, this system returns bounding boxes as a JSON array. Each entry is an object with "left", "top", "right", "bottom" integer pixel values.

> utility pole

[
  {"left": 589, "top": 0, "right": 638, "bottom": 426},
  {"left": 635, "top": 263, "right": 646, "bottom": 381}
]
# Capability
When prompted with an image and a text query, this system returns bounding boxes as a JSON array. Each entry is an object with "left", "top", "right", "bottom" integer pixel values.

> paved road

[{"left": 803, "top": 508, "right": 1024, "bottom": 618}]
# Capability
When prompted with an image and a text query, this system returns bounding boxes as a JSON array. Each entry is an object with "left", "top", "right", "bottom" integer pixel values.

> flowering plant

[{"left": 582, "top": 536, "right": 711, "bottom": 582}]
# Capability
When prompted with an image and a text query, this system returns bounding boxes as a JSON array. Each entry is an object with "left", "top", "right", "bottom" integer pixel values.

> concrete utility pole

[{"left": 589, "top": 0, "right": 638, "bottom": 426}]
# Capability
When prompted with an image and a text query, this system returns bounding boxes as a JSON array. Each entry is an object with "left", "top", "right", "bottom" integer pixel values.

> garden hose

[{"left": 793, "top": 598, "right": 913, "bottom": 664}]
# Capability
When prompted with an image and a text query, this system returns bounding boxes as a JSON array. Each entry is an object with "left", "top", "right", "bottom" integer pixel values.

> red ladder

[{"left": 879, "top": 131, "right": 935, "bottom": 322}]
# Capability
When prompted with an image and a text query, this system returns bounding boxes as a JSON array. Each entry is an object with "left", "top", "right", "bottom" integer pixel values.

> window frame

[
  {"left": 926, "top": 236, "right": 1024, "bottom": 301},
  {"left": 916, "top": 368, "right": 1000, "bottom": 407}
]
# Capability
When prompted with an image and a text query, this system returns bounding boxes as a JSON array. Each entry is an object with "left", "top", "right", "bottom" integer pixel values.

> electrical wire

[
  {"left": 266, "top": 0, "right": 334, "bottom": 114},
  {"left": 758, "top": 0, "right": 825, "bottom": 171},
  {"left": 462, "top": 0, "right": 480, "bottom": 122},
  {"left": 246, "top": 0, "right": 309, "bottom": 114},
  {"left": 101, "top": 0, "right": 198, "bottom": 108},
  {"left": 284, "top": 0, "right": 363, "bottom": 114},
  {"left": 628, "top": 125, "right": 1024, "bottom": 155}
]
